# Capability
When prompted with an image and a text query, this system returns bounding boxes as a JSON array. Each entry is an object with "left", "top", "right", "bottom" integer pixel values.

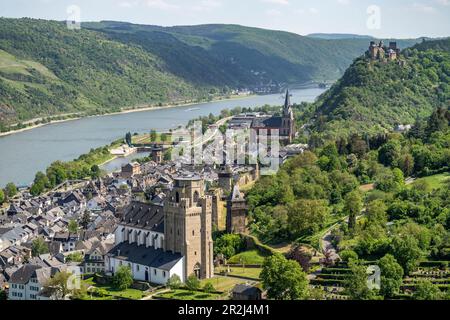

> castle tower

[
  {"left": 151, "top": 146, "right": 163, "bottom": 164},
  {"left": 282, "top": 89, "right": 295, "bottom": 144},
  {"left": 164, "top": 176, "right": 213, "bottom": 279},
  {"left": 218, "top": 165, "right": 233, "bottom": 194},
  {"left": 226, "top": 184, "right": 248, "bottom": 234}
]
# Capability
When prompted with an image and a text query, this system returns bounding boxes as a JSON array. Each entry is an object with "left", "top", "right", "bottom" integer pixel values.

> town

[{"left": 0, "top": 91, "right": 307, "bottom": 301}]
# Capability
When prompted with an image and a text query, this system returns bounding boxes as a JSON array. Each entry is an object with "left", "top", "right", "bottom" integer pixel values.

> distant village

[{"left": 0, "top": 91, "right": 308, "bottom": 300}]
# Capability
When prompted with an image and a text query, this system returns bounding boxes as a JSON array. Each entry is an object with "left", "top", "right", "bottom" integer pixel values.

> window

[
  {"left": 136, "top": 265, "right": 140, "bottom": 271},
  {"left": 192, "top": 230, "right": 195, "bottom": 236},
  {"left": 163, "top": 271, "right": 166, "bottom": 278},
  {"left": 154, "top": 269, "right": 157, "bottom": 275}
]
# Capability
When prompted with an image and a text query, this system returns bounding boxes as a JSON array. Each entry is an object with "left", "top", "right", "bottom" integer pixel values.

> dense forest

[
  {"left": 245, "top": 38, "right": 450, "bottom": 299},
  {"left": 0, "top": 18, "right": 421, "bottom": 129},
  {"left": 85, "top": 22, "right": 418, "bottom": 86},
  {"left": 306, "top": 38, "right": 450, "bottom": 142}
]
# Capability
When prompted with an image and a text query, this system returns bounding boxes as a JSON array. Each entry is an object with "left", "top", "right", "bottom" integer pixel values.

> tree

[
  {"left": 160, "top": 133, "right": 168, "bottom": 143},
  {"left": 0, "top": 189, "right": 4, "bottom": 205},
  {"left": 125, "top": 132, "right": 132, "bottom": 146},
  {"left": 80, "top": 211, "right": 91, "bottom": 229},
  {"left": 185, "top": 274, "right": 201, "bottom": 292},
  {"left": 260, "top": 253, "right": 309, "bottom": 300},
  {"left": 90, "top": 165, "right": 101, "bottom": 178},
  {"left": 68, "top": 219, "right": 78, "bottom": 233},
  {"left": 167, "top": 274, "right": 182, "bottom": 290},
  {"left": 150, "top": 130, "right": 157, "bottom": 142},
  {"left": 213, "top": 234, "right": 244, "bottom": 259},
  {"left": 31, "top": 237, "right": 49, "bottom": 257},
  {"left": 344, "top": 261, "right": 379, "bottom": 300},
  {"left": 378, "top": 140, "right": 401, "bottom": 167},
  {"left": 5, "top": 182, "right": 17, "bottom": 198},
  {"left": 366, "top": 199, "right": 388, "bottom": 227},
  {"left": 287, "top": 199, "right": 330, "bottom": 237},
  {"left": 398, "top": 153, "right": 415, "bottom": 177},
  {"left": 113, "top": 266, "right": 133, "bottom": 291},
  {"left": 66, "top": 252, "right": 84, "bottom": 263},
  {"left": 390, "top": 235, "right": 423, "bottom": 275},
  {"left": 344, "top": 190, "right": 363, "bottom": 232},
  {"left": 43, "top": 271, "right": 79, "bottom": 299},
  {"left": 340, "top": 250, "right": 359, "bottom": 263},
  {"left": 413, "top": 280, "right": 444, "bottom": 300},
  {"left": 203, "top": 282, "right": 215, "bottom": 293},
  {"left": 378, "top": 254, "right": 404, "bottom": 298},
  {"left": 30, "top": 171, "right": 49, "bottom": 196}
]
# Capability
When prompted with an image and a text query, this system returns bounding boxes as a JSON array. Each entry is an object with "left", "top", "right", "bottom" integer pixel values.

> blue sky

[{"left": 1, "top": 0, "right": 449, "bottom": 38}]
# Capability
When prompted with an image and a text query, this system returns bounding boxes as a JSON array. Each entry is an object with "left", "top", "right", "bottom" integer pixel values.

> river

[{"left": 0, "top": 88, "right": 325, "bottom": 186}]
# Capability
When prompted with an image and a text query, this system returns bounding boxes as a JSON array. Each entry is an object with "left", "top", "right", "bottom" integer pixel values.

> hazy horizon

[{"left": 1, "top": 0, "right": 450, "bottom": 39}]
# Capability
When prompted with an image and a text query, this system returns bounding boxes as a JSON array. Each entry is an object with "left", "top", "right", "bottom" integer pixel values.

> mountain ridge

[{"left": 0, "top": 18, "right": 424, "bottom": 129}]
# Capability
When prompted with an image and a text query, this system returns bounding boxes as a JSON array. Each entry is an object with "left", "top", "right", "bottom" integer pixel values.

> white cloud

[
  {"left": 262, "top": 0, "right": 290, "bottom": 5},
  {"left": 191, "top": 0, "right": 223, "bottom": 12},
  {"left": 308, "top": 7, "right": 319, "bottom": 14},
  {"left": 436, "top": 0, "right": 450, "bottom": 5},
  {"left": 266, "top": 9, "right": 282, "bottom": 17},
  {"left": 146, "top": 0, "right": 180, "bottom": 10},
  {"left": 337, "top": 0, "right": 350, "bottom": 5},
  {"left": 412, "top": 2, "right": 436, "bottom": 13},
  {"left": 118, "top": 1, "right": 140, "bottom": 8}
]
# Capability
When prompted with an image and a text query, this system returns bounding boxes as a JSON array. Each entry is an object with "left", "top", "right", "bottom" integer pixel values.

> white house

[
  {"left": 105, "top": 202, "right": 184, "bottom": 285},
  {"left": 8, "top": 264, "right": 52, "bottom": 300}
]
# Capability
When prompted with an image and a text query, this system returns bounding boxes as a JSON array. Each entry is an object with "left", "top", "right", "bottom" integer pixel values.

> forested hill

[
  {"left": 0, "top": 18, "right": 421, "bottom": 129},
  {"left": 85, "top": 21, "right": 420, "bottom": 87},
  {"left": 308, "top": 38, "right": 450, "bottom": 141},
  {"left": 0, "top": 18, "right": 204, "bottom": 128}
]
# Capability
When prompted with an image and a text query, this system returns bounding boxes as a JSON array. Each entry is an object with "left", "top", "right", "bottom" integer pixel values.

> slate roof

[
  {"left": 251, "top": 116, "right": 283, "bottom": 129},
  {"left": 120, "top": 202, "right": 164, "bottom": 232},
  {"left": 232, "top": 284, "right": 262, "bottom": 295},
  {"left": 9, "top": 264, "right": 51, "bottom": 285},
  {"left": 108, "top": 242, "right": 183, "bottom": 271}
]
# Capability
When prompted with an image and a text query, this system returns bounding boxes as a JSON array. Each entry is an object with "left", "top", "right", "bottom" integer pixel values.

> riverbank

[{"left": 0, "top": 93, "right": 255, "bottom": 138}]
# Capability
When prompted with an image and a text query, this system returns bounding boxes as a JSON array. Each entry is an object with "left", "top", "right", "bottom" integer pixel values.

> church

[
  {"left": 251, "top": 89, "right": 295, "bottom": 144},
  {"left": 105, "top": 175, "right": 213, "bottom": 285},
  {"left": 228, "top": 90, "right": 296, "bottom": 144}
]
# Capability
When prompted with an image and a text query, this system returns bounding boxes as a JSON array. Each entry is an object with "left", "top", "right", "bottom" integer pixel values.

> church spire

[{"left": 284, "top": 89, "right": 291, "bottom": 110}]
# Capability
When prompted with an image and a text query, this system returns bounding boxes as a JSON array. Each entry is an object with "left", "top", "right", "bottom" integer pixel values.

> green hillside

[
  {"left": 85, "top": 21, "right": 420, "bottom": 87},
  {"left": 0, "top": 18, "right": 422, "bottom": 129},
  {"left": 309, "top": 38, "right": 450, "bottom": 141},
  {"left": 0, "top": 18, "right": 205, "bottom": 128}
]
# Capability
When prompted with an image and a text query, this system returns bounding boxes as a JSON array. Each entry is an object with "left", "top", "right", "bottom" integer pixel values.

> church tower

[
  {"left": 226, "top": 184, "right": 248, "bottom": 234},
  {"left": 164, "top": 176, "right": 213, "bottom": 279},
  {"left": 282, "top": 89, "right": 295, "bottom": 143}
]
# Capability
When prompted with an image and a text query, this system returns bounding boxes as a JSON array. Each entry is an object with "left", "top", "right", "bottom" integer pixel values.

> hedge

[{"left": 310, "top": 279, "right": 346, "bottom": 286}]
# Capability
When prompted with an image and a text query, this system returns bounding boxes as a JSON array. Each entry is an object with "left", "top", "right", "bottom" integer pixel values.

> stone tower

[
  {"left": 164, "top": 176, "right": 213, "bottom": 279},
  {"left": 281, "top": 89, "right": 295, "bottom": 144},
  {"left": 218, "top": 165, "right": 233, "bottom": 194},
  {"left": 151, "top": 146, "right": 163, "bottom": 164},
  {"left": 226, "top": 184, "right": 247, "bottom": 234}
]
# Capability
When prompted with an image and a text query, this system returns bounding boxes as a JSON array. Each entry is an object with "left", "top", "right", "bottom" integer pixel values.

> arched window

[{"left": 193, "top": 191, "right": 199, "bottom": 203}]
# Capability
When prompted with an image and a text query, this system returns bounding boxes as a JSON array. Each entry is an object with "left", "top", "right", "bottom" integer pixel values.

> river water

[{"left": 0, "top": 88, "right": 325, "bottom": 186}]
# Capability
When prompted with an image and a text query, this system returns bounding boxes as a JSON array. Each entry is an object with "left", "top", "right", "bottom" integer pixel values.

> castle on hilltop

[{"left": 368, "top": 41, "right": 400, "bottom": 62}]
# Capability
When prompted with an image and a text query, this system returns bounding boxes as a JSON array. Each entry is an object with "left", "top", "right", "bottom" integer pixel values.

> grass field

[
  {"left": 155, "top": 289, "right": 221, "bottom": 300},
  {"left": 131, "top": 132, "right": 171, "bottom": 145},
  {"left": 215, "top": 267, "right": 262, "bottom": 280},
  {"left": 201, "top": 276, "right": 255, "bottom": 293},
  {"left": 411, "top": 173, "right": 450, "bottom": 190},
  {"left": 81, "top": 277, "right": 147, "bottom": 300},
  {"left": 228, "top": 250, "right": 266, "bottom": 265}
]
